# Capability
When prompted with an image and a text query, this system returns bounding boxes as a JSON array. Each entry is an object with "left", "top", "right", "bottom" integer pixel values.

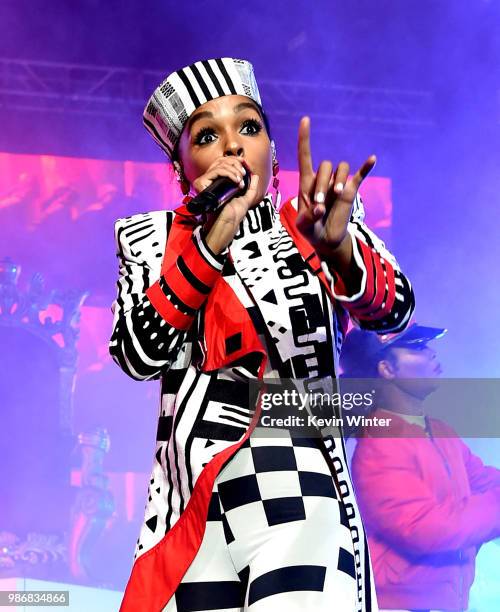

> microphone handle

[{"left": 186, "top": 172, "right": 250, "bottom": 215}]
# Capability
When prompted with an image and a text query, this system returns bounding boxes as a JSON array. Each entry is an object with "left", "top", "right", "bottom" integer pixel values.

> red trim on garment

[
  {"left": 157, "top": 202, "right": 267, "bottom": 373},
  {"left": 352, "top": 248, "right": 397, "bottom": 319},
  {"left": 146, "top": 204, "right": 221, "bottom": 329},
  {"left": 349, "top": 239, "right": 377, "bottom": 309},
  {"left": 372, "top": 258, "right": 396, "bottom": 318},
  {"left": 380, "top": 258, "right": 396, "bottom": 316},
  {"left": 201, "top": 273, "right": 267, "bottom": 372},
  {"left": 328, "top": 267, "right": 348, "bottom": 298},
  {"left": 145, "top": 280, "right": 194, "bottom": 330},
  {"left": 357, "top": 258, "right": 396, "bottom": 320},
  {"left": 181, "top": 235, "right": 223, "bottom": 285},
  {"left": 319, "top": 235, "right": 370, "bottom": 302},
  {"left": 165, "top": 260, "right": 208, "bottom": 311},
  {"left": 349, "top": 240, "right": 384, "bottom": 314},
  {"left": 119, "top": 389, "right": 266, "bottom": 612},
  {"left": 160, "top": 204, "right": 198, "bottom": 275}
]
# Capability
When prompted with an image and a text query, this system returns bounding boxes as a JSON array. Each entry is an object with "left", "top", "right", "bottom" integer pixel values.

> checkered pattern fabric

[{"left": 163, "top": 432, "right": 360, "bottom": 611}]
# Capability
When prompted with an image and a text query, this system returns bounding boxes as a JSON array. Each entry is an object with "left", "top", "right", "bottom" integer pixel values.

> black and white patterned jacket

[{"left": 110, "top": 194, "right": 414, "bottom": 611}]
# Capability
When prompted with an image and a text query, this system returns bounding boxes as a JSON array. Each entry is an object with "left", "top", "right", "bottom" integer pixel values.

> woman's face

[{"left": 177, "top": 95, "right": 273, "bottom": 206}]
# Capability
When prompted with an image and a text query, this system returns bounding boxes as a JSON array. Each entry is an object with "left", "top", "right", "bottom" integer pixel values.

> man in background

[{"left": 341, "top": 324, "right": 500, "bottom": 612}]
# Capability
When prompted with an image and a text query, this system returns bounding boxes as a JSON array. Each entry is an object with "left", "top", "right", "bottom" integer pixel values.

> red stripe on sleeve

[
  {"left": 350, "top": 245, "right": 386, "bottom": 316},
  {"left": 165, "top": 261, "right": 207, "bottom": 311},
  {"left": 347, "top": 238, "right": 376, "bottom": 309},
  {"left": 182, "top": 235, "right": 222, "bottom": 286},
  {"left": 145, "top": 281, "right": 194, "bottom": 330},
  {"left": 354, "top": 256, "right": 397, "bottom": 319},
  {"left": 375, "top": 258, "right": 396, "bottom": 318}
]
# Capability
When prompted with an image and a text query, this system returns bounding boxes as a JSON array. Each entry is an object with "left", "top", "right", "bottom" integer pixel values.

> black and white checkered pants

[{"left": 163, "top": 431, "right": 360, "bottom": 611}]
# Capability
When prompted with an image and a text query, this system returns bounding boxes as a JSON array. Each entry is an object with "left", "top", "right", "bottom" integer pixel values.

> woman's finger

[
  {"left": 351, "top": 155, "right": 376, "bottom": 190},
  {"left": 217, "top": 157, "right": 247, "bottom": 178},
  {"left": 207, "top": 157, "right": 246, "bottom": 184},
  {"left": 322, "top": 175, "right": 334, "bottom": 214},
  {"left": 216, "top": 158, "right": 246, "bottom": 179},
  {"left": 210, "top": 169, "right": 243, "bottom": 187},
  {"left": 235, "top": 174, "right": 259, "bottom": 209},
  {"left": 298, "top": 117, "right": 314, "bottom": 196},
  {"left": 333, "top": 161, "right": 350, "bottom": 195},
  {"left": 314, "top": 160, "right": 333, "bottom": 206},
  {"left": 195, "top": 167, "right": 244, "bottom": 192}
]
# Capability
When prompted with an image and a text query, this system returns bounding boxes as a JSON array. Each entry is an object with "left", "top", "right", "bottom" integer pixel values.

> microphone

[{"left": 186, "top": 170, "right": 250, "bottom": 215}]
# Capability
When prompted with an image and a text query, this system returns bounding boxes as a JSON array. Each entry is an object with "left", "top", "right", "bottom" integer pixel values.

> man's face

[
  {"left": 389, "top": 344, "right": 442, "bottom": 378},
  {"left": 382, "top": 344, "right": 442, "bottom": 398}
]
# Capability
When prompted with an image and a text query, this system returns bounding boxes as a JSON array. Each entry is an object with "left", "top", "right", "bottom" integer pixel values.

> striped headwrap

[{"left": 143, "top": 58, "right": 262, "bottom": 159}]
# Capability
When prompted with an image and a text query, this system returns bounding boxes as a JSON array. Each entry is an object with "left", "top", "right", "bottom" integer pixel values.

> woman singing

[{"left": 110, "top": 58, "right": 415, "bottom": 612}]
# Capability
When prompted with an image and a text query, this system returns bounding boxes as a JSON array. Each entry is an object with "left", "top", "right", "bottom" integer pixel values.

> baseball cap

[{"left": 340, "top": 323, "right": 447, "bottom": 377}]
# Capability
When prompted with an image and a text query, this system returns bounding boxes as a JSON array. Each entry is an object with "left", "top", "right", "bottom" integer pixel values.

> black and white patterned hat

[{"left": 143, "top": 58, "right": 262, "bottom": 159}]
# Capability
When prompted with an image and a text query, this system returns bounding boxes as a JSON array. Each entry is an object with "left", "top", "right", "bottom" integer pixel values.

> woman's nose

[{"left": 223, "top": 141, "right": 244, "bottom": 157}]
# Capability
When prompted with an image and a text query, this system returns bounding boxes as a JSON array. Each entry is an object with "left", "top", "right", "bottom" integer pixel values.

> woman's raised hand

[{"left": 296, "top": 116, "right": 376, "bottom": 261}]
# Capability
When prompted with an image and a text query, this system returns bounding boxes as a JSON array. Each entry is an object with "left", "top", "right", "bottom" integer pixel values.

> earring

[
  {"left": 271, "top": 141, "right": 280, "bottom": 190},
  {"left": 173, "top": 162, "right": 190, "bottom": 195},
  {"left": 173, "top": 161, "right": 184, "bottom": 183}
]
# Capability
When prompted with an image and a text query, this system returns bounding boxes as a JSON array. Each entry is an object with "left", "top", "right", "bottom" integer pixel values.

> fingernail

[
  {"left": 239, "top": 179, "right": 245, "bottom": 188},
  {"left": 241, "top": 167, "right": 246, "bottom": 175},
  {"left": 335, "top": 182, "right": 344, "bottom": 192},
  {"left": 315, "top": 192, "right": 325, "bottom": 204}
]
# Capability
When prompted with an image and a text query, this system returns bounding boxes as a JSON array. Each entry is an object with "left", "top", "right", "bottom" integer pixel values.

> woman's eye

[
  {"left": 194, "top": 128, "right": 216, "bottom": 145},
  {"left": 240, "top": 119, "right": 262, "bottom": 136}
]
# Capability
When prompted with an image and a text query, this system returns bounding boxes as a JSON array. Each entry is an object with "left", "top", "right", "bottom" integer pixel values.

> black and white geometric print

[
  {"left": 143, "top": 58, "right": 262, "bottom": 159},
  {"left": 321, "top": 430, "right": 378, "bottom": 612},
  {"left": 109, "top": 210, "right": 186, "bottom": 381},
  {"left": 225, "top": 195, "right": 373, "bottom": 612},
  {"left": 229, "top": 198, "right": 336, "bottom": 379},
  {"left": 109, "top": 193, "right": 414, "bottom": 612},
  {"left": 347, "top": 195, "right": 414, "bottom": 333},
  {"left": 163, "top": 433, "right": 363, "bottom": 612},
  {"left": 139, "top": 365, "right": 258, "bottom": 551}
]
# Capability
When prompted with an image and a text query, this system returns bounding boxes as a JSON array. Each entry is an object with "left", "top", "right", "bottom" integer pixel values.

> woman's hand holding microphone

[{"left": 190, "top": 157, "right": 259, "bottom": 256}]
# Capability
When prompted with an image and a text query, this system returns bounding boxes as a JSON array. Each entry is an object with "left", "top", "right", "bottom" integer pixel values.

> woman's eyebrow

[
  {"left": 233, "top": 102, "right": 259, "bottom": 114},
  {"left": 188, "top": 110, "right": 213, "bottom": 131},
  {"left": 188, "top": 102, "right": 259, "bottom": 132}
]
